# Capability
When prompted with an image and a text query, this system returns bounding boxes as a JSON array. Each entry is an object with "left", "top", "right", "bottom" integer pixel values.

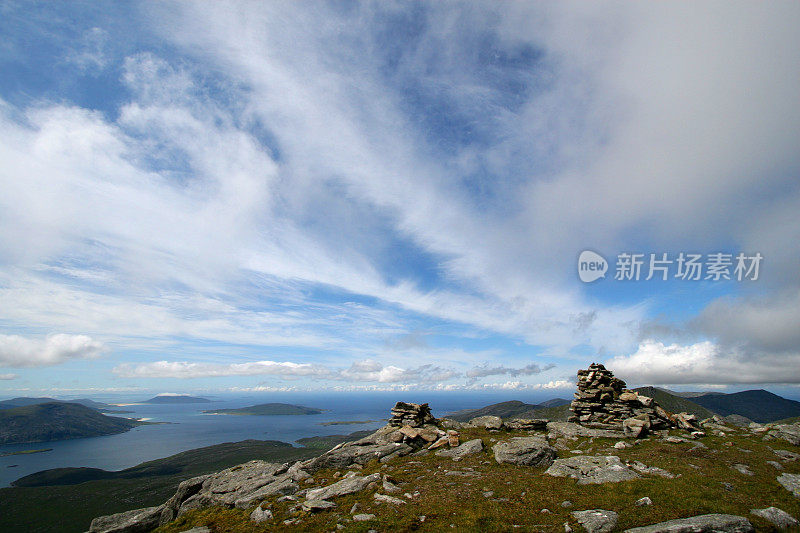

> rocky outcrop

[
  {"left": 545, "top": 455, "right": 640, "bottom": 484},
  {"left": 492, "top": 437, "right": 556, "bottom": 467},
  {"left": 623, "top": 513, "right": 754, "bottom": 532},
  {"left": 569, "top": 363, "right": 699, "bottom": 437},
  {"left": 88, "top": 506, "right": 162, "bottom": 533},
  {"left": 305, "top": 473, "right": 380, "bottom": 501}
]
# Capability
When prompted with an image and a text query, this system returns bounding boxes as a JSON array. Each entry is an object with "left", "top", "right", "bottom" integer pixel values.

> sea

[{"left": 0, "top": 391, "right": 554, "bottom": 488}]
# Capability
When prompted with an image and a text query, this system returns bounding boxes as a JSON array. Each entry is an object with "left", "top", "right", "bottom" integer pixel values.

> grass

[{"left": 154, "top": 426, "right": 800, "bottom": 533}]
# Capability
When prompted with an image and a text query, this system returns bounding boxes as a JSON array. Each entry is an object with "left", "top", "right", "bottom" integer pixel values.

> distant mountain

[
  {"left": 690, "top": 389, "right": 800, "bottom": 423},
  {"left": 0, "top": 397, "right": 130, "bottom": 414},
  {"left": 632, "top": 387, "right": 716, "bottom": 419},
  {"left": 202, "top": 403, "right": 322, "bottom": 416},
  {"left": 0, "top": 403, "right": 145, "bottom": 444},
  {"left": 447, "top": 400, "right": 540, "bottom": 422},
  {"left": 538, "top": 398, "right": 571, "bottom": 408},
  {"left": 143, "top": 395, "right": 211, "bottom": 404}
]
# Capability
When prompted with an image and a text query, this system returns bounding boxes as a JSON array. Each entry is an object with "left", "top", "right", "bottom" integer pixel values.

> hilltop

[
  {"left": 0, "top": 403, "right": 146, "bottom": 445},
  {"left": 202, "top": 403, "right": 322, "bottom": 416},
  {"left": 86, "top": 400, "right": 800, "bottom": 533},
  {"left": 690, "top": 389, "right": 800, "bottom": 423},
  {"left": 0, "top": 397, "right": 131, "bottom": 414}
]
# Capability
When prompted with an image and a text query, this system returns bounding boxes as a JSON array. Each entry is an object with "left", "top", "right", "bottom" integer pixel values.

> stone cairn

[
  {"left": 569, "top": 363, "right": 702, "bottom": 437},
  {"left": 388, "top": 401, "right": 437, "bottom": 428}
]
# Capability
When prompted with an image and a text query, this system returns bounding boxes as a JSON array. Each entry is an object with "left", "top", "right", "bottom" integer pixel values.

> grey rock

[
  {"left": 636, "top": 497, "right": 653, "bottom": 506},
  {"left": 306, "top": 473, "right": 381, "bottom": 501},
  {"left": 469, "top": 415, "right": 503, "bottom": 429},
  {"left": 623, "top": 416, "right": 650, "bottom": 438},
  {"left": 545, "top": 455, "right": 640, "bottom": 484},
  {"left": 374, "top": 492, "right": 406, "bottom": 505},
  {"left": 572, "top": 509, "right": 619, "bottom": 533},
  {"left": 353, "top": 513, "right": 376, "bottom": 521},
  {"left": 492, "top": 437, "right": 557, "bottom": 467},
  {"left": 547, "top": 422, "right": 625, "bottom": 439},
  {"left": 302, "top": 499, "right": 337, "bottom": 512},
  {"left": 304, "top": 442, "right": 413, "bottom": 471},
  {"left": 777, "top": 473, "right": 800, "bottom": 497},
  {"left": 629, "top": 460, "right": 675, "bottom": 478},
  {"left": 435, "top": 438, "right": 484, "bottom": 460},
  {"left": 234, "top": 478, "right": 298, "bottom": 509},
  {"left": 751, "top": 507, "right": 799, "bottom": 530},
  {"left": 88, "top": 505, "right": 163, "bottom": 533},
  {"left": 768, "top": 424, "right": 800, "bottom": 446},
  {"left": 767, "top": 461, "right": 784, "bottom": 470},
  {"left": 250, "top": 505, "right": 273, "bottom": 522},
  {"left": 623, "top": 514, "right": 754, "bottom": 532},
  {"left": 731, "top": 464, "right": 753, "bottom": 476},
  {"left": 774, "top": 449, "right": 800, "bottom": 462},
  {"left": 179, "top": 528, "right": 211, "bottom": 533}
]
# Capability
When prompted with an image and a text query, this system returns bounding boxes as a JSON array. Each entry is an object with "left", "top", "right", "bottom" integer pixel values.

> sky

[{"left": 0, "top": 1, "right": 799, "bottom": 398}]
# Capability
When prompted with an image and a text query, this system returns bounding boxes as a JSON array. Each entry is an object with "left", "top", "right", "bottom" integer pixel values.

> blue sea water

[{"left": 0, "top": 391, "right": 548, "bottom": 487}]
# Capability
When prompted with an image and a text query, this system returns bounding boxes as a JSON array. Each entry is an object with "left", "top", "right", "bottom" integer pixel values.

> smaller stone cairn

[
  {"left": 388, "top": 401, "right": 437, "bottom": 428},
  {"left": 569, "top": 363, "right": 699, "bottom": 437}
]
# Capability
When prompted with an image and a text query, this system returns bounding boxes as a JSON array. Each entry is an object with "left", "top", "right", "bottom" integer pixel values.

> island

[
  {"left": 0, "top": 403, "right": 149, "bottom": 445},
  {"left": 202, "top": 403, "right": 322, "bottom": 416},
  {"left": 142, "top": 395, "right": 211, "bottom": 404}
]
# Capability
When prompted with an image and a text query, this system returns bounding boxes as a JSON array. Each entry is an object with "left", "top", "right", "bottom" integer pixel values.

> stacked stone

[
  {"left": 569, "top": 363, "right": 675, "bottom": 433},
  {"left": 388, "top": 401, "right": 436, "bottom": 428}
]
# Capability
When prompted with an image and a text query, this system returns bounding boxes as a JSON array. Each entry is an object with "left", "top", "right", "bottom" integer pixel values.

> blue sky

[{"left": 1, "top": 2, "right": 799, "bottom": 398}]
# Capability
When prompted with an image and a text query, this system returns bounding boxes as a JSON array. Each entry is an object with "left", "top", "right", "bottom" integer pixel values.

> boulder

[
  {"left": 628, "top": 460, "right": 675, "bottom": 479},
  {"left": 250, "top": 505, "right": 273, "bottom": 522},
  {"left": 303, "top": 442, "right": 413, "bottom": 471},
  {"left": 623, "top": 416, "right": 651, "bottom": 438},
  {"left": 492, "top": 437, "right": 557, "bottom": 467},
  {"left": 469, "top": 415, "right": 503, "bottom": 429},
  {"left": 505, "top": 419, "right": 549, "bottom": 431},
  {"left": 302, "top": 499, "right": 337, "bottom": 512},
  {"left": 768, "top": 424, "right": 800, "bottom": 446},
  {"left": 623, "top": 513, "right": 754, "bottom": 532},
  {"left": 435, "top": 438, "right": 484, "bottom": 460},
  {"left": 547, "top": 422, "right": 625, "bottom": 439},
  {"left": 751, "top": 507, "right": 798, "bottom": 530},
  {"left": 777, "top": 473, "right": 800, "bottom": 497},
  {"left": 305, "top": 473, "right": 381, "bottom": 501},
  {"left": 572, "top": 509, "right": 619, "bottom": 533},
  {"left": 545, "top": 455, "right": 640, "bottom": 485},
  {"left": 88, "top": 506, "right": 163, "bottom": 533}
]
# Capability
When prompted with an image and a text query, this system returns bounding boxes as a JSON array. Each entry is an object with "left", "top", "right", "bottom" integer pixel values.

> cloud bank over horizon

[{"left": 0, "top": 2, "right": 799, "bottom": 393}]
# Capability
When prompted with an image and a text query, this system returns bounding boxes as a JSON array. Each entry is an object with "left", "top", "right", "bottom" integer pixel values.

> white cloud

[
  {"left": 0, "top": 373, "right": 17, "bottom": 380},
  {"left": 113, "top": 360, "right": 332, "bottom": 379},
  {"left": 0, "top": 334, "right": 105, "bottom": 368},
  {"left": 607, "top": 340, "right": 800, "bottom": 385},
  {"left": 466, "top": 363, "right": 556, "bottom": 379}
]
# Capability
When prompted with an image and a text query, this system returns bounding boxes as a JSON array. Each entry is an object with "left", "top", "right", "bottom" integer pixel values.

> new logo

[{"left": 578, "top": 250, "right": 608, "bottom": 283}]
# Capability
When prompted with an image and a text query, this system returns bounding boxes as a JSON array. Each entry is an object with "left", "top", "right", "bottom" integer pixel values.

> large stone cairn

[
  {"left": 388, "top": 401, "right": 436, "bottom": 428},
  {"left": 569, "top": 363, "right": 691, "bottom": 436}
]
